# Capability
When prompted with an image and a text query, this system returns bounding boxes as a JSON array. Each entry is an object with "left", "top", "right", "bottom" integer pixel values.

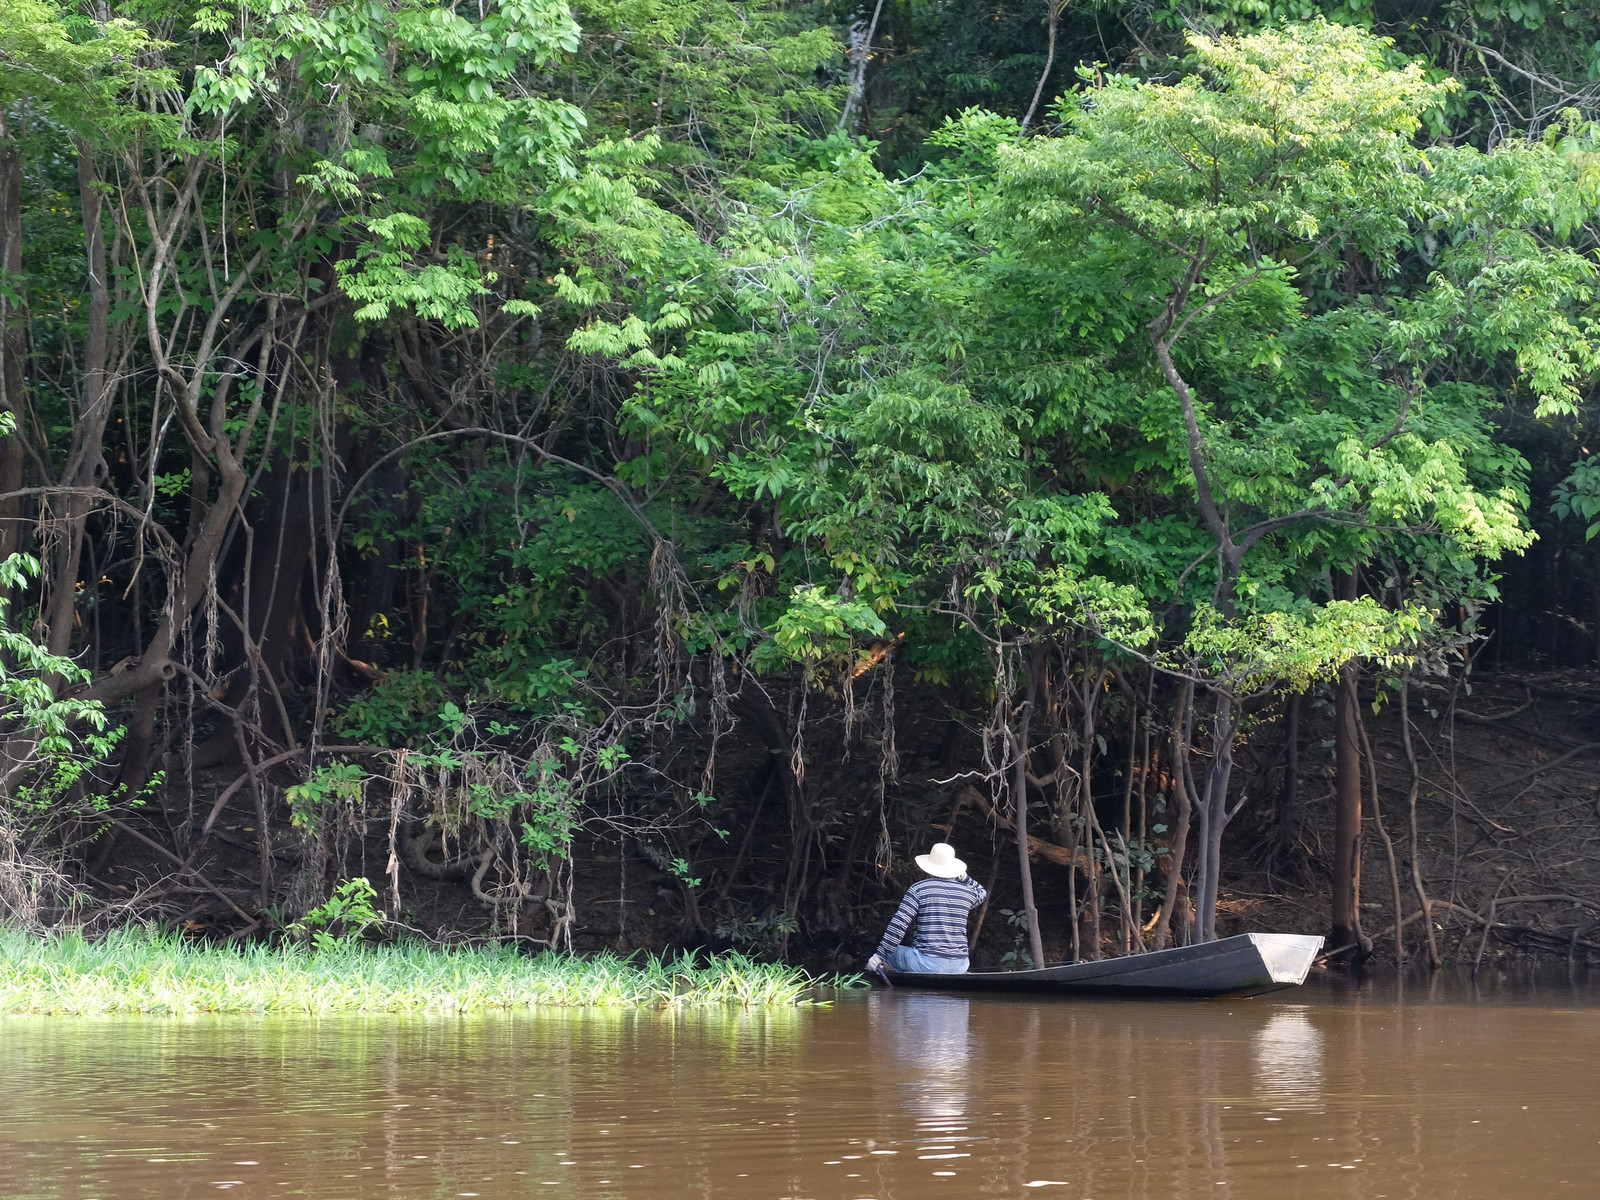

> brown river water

[{"left": 3, "top": 974, "right": 1598, "bottom": 1200}]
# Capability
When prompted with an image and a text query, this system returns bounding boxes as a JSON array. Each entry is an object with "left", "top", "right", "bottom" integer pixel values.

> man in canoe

[{"left": 866, "top": 843, "right": 987, "bottom": 975}]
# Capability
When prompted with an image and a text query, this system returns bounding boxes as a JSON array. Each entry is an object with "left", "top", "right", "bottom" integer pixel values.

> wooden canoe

[{"left": 883, "top": 932, "right": 1325, "bottom": 998}]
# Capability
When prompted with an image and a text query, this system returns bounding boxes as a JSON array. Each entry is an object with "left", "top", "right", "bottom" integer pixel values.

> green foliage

[
  {"left": 573, "top": 0, "right": 842, "bottom": 175},
  {"left": 1552, "top": 456, "right": 1600, "bottom": 541},
  {"left": 714, "top": 907, "right": 799, "bottom": 953},
  {"left": 1176, "top": 598, "right": 1425, "bottom": 695},
  {"left": 336, "top": 216, "right": 493, "bottom": 330},
  {"left": 181, "top": 0, "right": 590, "bottom": 330},
  {"left": 10, "top": 0, "right": 1600, "bottom": 957},
  {"left": 598, "top": 21, "right": 1579, "bottom": 711},
  {"left": 0, "top": 552, "right": 122, "bottom": 814},
  {"left": 0, "top": 928, "right": 831, "bottom": 1013},
  {"left": 284, "top": 763, "right": 368, "bottom": 830},
  {"left": 997, "top": 908, "right": 1036, "bottom": 969},
  {"left": 1015, "top": 22, "right": 1446, "bottom": 261},
  {"left": 335, "top": 671, "right": 453, "bottom": 747},
  {"left": 286, "top": 878, "right": 386, "bottom": 951},
  {"left": 0, "top": 0, "right": 168, "bottom": 135},
  {"left": 767, "top": 585, "right": 888, "bottom": 666},
  {"left": 514, "top": 752, "right": 587, "bottom": 869}
]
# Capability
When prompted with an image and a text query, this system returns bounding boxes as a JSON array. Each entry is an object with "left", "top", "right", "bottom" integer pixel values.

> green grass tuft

[{"left": 0, "top": 928, "right": 840, "bottom": 1015}]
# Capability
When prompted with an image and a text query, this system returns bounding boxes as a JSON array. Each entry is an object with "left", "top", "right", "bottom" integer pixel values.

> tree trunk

[
  {"left": 1591, "top": 569, "right": 1600, "bottom": 669},
  {"left": 1330, "top": 568, "right": 1371, "bottom": 960},
  {"left": 1191, "top": 689, "right": 1237, "bottom": 943},
  {"left": 1080, "top": 668, "right": 1103, "bottom": 958},
  {"left": 44, "top": 143, "right": 117, "bottom": 658},
  {"left": 1357, "top": 707, "right": 1405, "bottom": 965},
  {"left": 837, "top": 0, "right": 887, "bottom": 133},
  {"left": 1272, "top": 692, "right": 1302, "bottom": 868},
  {"left": 1011, "top": 645, "right": 1045, "bottom": 968},
  {"left": 1150, "top": 682, "right": 1195, "bottom": 950},
  {"left": 1020, "top": 0, "right": 1061, "bottom": 131},
  {"left": 1401, "top": 676, "right": 1441, "bottom": 968},
  {"left": 0, "top": 127, "right": 29, "bottom": 563}
]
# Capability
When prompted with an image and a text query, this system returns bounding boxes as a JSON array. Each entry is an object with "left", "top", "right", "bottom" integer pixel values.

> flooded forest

[{"left": 4, "top": 0, "right": 1600, "bottom": 974}]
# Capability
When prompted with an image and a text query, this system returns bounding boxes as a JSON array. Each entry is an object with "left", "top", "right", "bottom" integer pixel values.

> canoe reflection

[
  {"left": 870, "top": 992, "right": 972, "bottom": 1136},
  {"left": 1251, "top": 1008, "right": 1325, "bottom": 1101}
]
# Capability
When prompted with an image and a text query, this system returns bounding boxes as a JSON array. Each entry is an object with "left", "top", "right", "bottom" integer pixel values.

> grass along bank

[{"left": 0, "top": 928, "right": 840, "bottom": 1015}]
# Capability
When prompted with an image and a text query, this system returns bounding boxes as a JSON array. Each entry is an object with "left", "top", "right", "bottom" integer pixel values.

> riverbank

[{"left": 0, "top": 929, "right": 836, "bottom": 1015}]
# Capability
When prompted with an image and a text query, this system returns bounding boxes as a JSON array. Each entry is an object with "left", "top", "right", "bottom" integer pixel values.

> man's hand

[{"left": 866, "top": 953, "right": 886, "bottom": 974}]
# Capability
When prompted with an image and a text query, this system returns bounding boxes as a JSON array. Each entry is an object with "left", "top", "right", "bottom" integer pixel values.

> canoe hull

[{"left": 884, "top": 932, "right": 1324, "bottom": 998}]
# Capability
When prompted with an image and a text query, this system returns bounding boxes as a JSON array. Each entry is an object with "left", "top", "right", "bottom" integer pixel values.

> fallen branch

[
  {"left": 1329, "top": 896, "right": 1600, "bottom": 965},
  {"left": 106, "top": 818, "right": 257, "bottom": 926},
  {"left": 1488, "top": 742, "right": 1600, "bottom": 792},
  {"left": 1487, "top": 893, "right": 1600, "bottom": 914},
  {"left": 1455, "top": 692, "right": 1535, "bottom": 723},
  {"left": 193, "top": 743, "right": 393, "bottom": 851},
  {"left": 954, "top": 785, "right": 1092, "bottom": 871},
  {"left": 1365, "top": 906, "right": 1428, "bottom": 946}
]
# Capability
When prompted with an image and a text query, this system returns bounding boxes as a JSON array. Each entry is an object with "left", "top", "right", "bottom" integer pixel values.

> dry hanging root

[
  {"left": 0, "top": 819, "right": 76, "bottom": 929},
  {"left": 842, "top": 665, "right": 856, "bottom": 754},
  {"left": 879, "top": 643, "right": 898, "bottom": 787},
  {"left": 386, "top": 749, "right": 408, "bottom": 917},
  {"left": 469, "top": 835, "right": 541, "bottom": 911},
  {"left": 649, "top": 540, "right": 690, "bottom": 712},
  {"left": 790, "top": 682, "right": 809, "bottom": 789},
  {"left": 871, "top": 645, "right": 897, "bottom": 876},
  {"left": 700, "top": 646, "right": 731, "bottom": 797}
]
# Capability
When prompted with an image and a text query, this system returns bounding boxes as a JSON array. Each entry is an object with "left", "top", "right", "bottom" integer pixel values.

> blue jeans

[{"left": 887, "top": 945, "right": 969, "bottom": 974}]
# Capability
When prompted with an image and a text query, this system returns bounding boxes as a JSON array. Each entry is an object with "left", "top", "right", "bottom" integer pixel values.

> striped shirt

[{"left": 877, "top": 875, "right": 988, "bottom": 959}]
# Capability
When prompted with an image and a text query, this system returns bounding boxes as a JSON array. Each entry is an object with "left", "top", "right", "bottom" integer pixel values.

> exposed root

[
  {"left": 402, "top": 824, "right": 485, "bottom": 881},
  {"left": 0, "top": 820, "right": 81, "bottom": 929}
]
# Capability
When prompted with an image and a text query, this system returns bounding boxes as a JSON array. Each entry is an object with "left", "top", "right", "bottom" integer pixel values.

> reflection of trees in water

[
  {"left": 940, "top": 1003, "right": 1335, "bottom": 1200},
  {"left": 20, "top": 998, "right": 1600, "bottom": 1200},
  {"left": 566, "top": 1007, "right": 814, "bottom": 1193}
]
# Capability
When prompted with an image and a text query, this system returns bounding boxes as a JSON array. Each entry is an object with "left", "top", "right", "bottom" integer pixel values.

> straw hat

[{"left": 915, "top": 842, "right": 967, "bottom": 879}]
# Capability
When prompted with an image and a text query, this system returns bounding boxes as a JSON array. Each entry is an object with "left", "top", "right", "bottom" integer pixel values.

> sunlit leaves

[
  {"left": 984, "top": 20, "right": 1593, "bottom": 629},
  {"left": 767, "top": 585, "right": 888, "bottom": 665},
  {"left": 335, "top": 214, "right": 491, "bottom": 328},
  {"left": 184, "top": 0, "right": 591, "bottom": 327},
  {"left": 1177, "top": 597, "right": 1425, "bottom": 695},
  {"left": 0, "top": 0, "right": 170, "bottom": 141}
]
